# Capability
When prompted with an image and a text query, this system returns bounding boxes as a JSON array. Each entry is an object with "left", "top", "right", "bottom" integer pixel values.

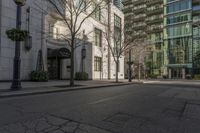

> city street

[
  {"left": 0, "top": 0, "right": 200, "bottom": 132},
  {"left": 0, "top": 84, "right": 200, "bottom": 133}
]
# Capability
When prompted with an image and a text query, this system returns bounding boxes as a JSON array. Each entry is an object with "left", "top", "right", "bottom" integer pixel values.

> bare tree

[
  {"left": 130, "top": 40, "right": 151, "bottom": 81},
  {"left": 46, "top": 0, "right": 107, "bottom": 86},
  {"left": 103, "top": 24, "right": 140, "bottom": 82}
]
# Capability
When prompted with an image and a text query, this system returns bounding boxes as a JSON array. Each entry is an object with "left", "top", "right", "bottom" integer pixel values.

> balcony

[
  {"left": 132, "top": 0, "right": 146, "bottom": 6},
  {"left": 146, "top": 8, "right": 163, "bottom": 16},
  {"left": 122, "top": 0, "right": 132, "bottom": 5},
  {"left": 133, "top": 24, "right": 147, "bottom": 30},
  {"left": 146, "top": 0, "right": 163, "bottom": 6},
  {"left": 147, "top": 26, "right": 163, "bottom": 33},
  {"left": 146, "top": 17, "right": 163, "bottom": 25},
  {"left": 132, "top": 33, "right": 147, "bottom": 39},
  {"left": 123, "top": 7, "right": 132, "bottom": 13},
  {"left": 133, "top": 16, "right": 146, "bottom": 22},
  {"left": 133, "top": 7, "right": 146, "bottom": 14}
]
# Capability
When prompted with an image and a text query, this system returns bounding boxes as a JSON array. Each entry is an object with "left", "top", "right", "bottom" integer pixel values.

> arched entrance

[{"left": 47, "top": 48, "right": 71, "bottom": 79}]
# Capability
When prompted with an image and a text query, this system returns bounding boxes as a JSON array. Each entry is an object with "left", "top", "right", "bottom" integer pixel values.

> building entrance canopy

[{"left": 48, "top": 48, "right": 71, "bottom": 59}]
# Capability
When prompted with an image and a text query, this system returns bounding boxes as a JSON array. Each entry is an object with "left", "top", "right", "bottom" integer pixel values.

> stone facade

[
  {"left": 0, "top": 0, "right": 44, "bottom": 80},
  {"left": 0, "top": 0, "right": 124, "bottom": 80}
]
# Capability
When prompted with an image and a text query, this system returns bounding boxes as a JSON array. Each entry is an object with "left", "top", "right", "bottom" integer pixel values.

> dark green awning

[{"left": 48, "top": 48, "right": 71, "bottom": 59}]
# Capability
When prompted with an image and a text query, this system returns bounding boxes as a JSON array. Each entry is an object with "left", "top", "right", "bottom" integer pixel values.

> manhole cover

[{"left": 183, "top": 103, "right": 200, "bottom": 120}]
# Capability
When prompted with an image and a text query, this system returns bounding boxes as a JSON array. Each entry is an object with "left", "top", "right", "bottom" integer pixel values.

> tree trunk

[
  {"left": 115, "top": 59, "right": 119, "bottom": 83},
  {"left": 70, "top": 37, "right": 75, "bottom": 86},
  {"left": 138, "top": 63, "right": 141, "bottom": 81},
  {"left": 107, "top": 1, "right": 111, "bottom": 80}
]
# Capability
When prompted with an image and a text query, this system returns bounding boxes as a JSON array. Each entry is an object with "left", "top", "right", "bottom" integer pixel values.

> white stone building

[{"left": 0, "top": 0, "right": 124, "bottom": 81}]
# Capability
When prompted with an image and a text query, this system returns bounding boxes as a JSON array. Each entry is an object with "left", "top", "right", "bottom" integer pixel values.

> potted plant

[
  {"left": 6, "top": 28, "right": 28, "bottom": 41},
  {"left": 30, "top": 71, "right": 48, "bottom": 82}
]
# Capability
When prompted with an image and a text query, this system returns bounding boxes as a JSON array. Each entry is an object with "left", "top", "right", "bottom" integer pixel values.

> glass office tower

[
  {"left": 123, "top": 0, "right": 164, "bottom": 77},
  {"left": 192, "top": 0, "right": 200, "bottom": 76},
  {"left": 164, "top": 0, "right": 200, "bottom": 79},
  {"left": 123, "top": 0, "right": 200, "bottom": 79},
  {"left": 146, "top": 0, "right": 164, "bottom": 76}
]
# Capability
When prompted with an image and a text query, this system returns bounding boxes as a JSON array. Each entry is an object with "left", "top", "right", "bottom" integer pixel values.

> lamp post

[
  {"left": 81, "top": 33, "right": 88, "bottom": 73},
  {"left": 11, "top": 0, "right": 26, "bottom": 90},
  {"left": 128, "top": 49, "right": 132, "bottom": 82}
]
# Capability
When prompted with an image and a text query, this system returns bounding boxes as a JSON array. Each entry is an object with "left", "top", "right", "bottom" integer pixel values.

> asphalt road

[{"left": 0, "top": 84, "right": 200, "bottom": 133}]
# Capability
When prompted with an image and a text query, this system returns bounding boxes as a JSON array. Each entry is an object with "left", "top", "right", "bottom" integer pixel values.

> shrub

[
  {"left": 163, "top": 75, "right": 167, "bottom": 79},
  {"left": 75, "top": 72, "right": 88, "bottom": 80},
  {"left": 30, "top": 71, "right": 48, "bottom": 82},
  {"left": 185, "top": 74, "right": 192, "bottom": 79},
  {"left": 194, "top": 74, "right": 200, "bottom": 80},
  {"left": 149, "top": 74, "right": 159, "bottom": 79}
]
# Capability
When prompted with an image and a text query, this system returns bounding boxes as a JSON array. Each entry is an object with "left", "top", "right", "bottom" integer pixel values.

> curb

[
  {"left": 142, "top": 82, "right": 200, "bottom": 88},
  {"left": 0, "top": 82, "right": 139, "bottom": 98}
]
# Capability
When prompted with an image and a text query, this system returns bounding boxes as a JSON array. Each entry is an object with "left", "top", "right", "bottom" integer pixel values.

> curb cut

[{"left": 0, "top": 82, "right": 140, "bottom": 99}]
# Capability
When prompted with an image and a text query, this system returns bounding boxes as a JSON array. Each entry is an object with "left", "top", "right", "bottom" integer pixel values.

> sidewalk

[
  {"left": 0, "top": 80, "right": 138, "bottom": 98},
  {"left": 142, "top": 79, "right": 200, "bottom": 86},
  {"left": 1, "top": 79, "right": 199, "bottom": 98}
]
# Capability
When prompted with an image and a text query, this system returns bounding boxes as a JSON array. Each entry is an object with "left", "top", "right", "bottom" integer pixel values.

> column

[
  {"left": 182, "top": 68, "right": 185, "bottom": 79},
  {"left": 168, "top": 68, "right": 172, "bottom": 79}
]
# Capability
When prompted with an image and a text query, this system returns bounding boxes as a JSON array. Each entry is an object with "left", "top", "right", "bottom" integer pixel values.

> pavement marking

[{"left": 88, "top": 93, "right": 130, "bottom": 105}]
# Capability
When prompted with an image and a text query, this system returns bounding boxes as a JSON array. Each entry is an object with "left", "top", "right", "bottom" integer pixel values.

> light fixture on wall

[{"left": 14, "top": 0, "right": 26, "bottom": 6}]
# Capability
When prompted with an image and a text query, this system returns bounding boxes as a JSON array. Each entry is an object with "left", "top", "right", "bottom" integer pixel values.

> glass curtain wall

[{"left": 164, "top": 0, "right": 193, "bottom": 78}]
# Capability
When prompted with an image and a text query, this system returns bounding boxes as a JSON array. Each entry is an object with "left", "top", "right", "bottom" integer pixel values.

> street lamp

[
  {"left": 14, "top": 0, "right": 26, "bottom": 6},
  {"left": 81, "top": 33, "right": 88, "bottom": 73},
  {"left": 10, "top": 0, "right": 26, "bottom": 90},
  {"left": 128, "top": 49, "right": 132, "bottom": 82}
]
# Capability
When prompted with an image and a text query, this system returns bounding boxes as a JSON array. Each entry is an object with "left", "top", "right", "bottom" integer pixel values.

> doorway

[
  {"left": 47, "top": 48, "right": 71, "bottom": 80},
  {"left": 171, "top": 68, "right": 182, "bottom": 79},
  {"left": 48, "top": 59, "right": 61, "bottom": 80}
]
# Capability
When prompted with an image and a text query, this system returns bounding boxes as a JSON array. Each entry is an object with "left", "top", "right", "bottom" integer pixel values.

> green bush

[
  {"left": 162, "top": 75, "right": 167, "bottom": 79},
  {"left": 194, "top": 74, "right": 200, "bottom": 80},
  {"left": 30, "top": 71, "right": 48, "bottom": 82},
  {"left": 186, "top": 74, "right": 192, "bottom": 79},
  {"left": 75, "top": 72, "right": 89, "bottom": 80},
  {"left": 149, "top": 74, "right": 159, "bottom": 79}
]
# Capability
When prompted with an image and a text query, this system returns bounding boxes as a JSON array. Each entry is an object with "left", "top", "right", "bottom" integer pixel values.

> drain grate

[{"left": 183, "top": 103, "right": 200, "bottom": 120}]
